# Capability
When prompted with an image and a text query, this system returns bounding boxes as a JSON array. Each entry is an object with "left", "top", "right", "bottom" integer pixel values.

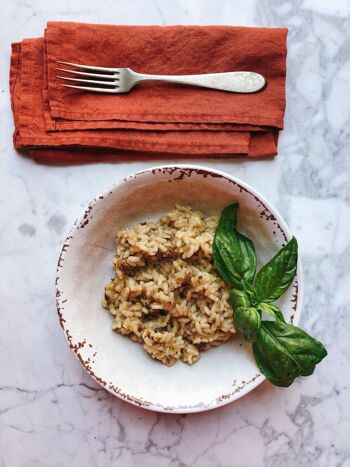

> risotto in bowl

[
  {"left": 103, "top": 205, "right": 234, "bottom": 367},
  {"left": 56, "top": 165, "right": 303, "bottom": 413}
]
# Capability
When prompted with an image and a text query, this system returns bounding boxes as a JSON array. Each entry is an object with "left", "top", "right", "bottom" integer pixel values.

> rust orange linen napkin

[{"left": 10, "top": 22, "right": 287, "bottom": 163}]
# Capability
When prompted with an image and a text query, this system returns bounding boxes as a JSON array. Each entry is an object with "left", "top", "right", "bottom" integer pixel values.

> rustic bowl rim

[{"left": 56, "top": 164, "right": 304, "bottom": 413}]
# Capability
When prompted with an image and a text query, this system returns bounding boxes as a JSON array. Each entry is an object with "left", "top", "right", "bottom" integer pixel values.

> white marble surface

[{"left": 1, "top": 0, "right": 349, "bottom": 465}]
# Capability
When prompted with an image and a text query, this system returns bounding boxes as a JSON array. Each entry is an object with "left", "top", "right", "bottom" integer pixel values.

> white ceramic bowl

[{"left": 56, "top": 165, "right": 303, "bottom": 413}]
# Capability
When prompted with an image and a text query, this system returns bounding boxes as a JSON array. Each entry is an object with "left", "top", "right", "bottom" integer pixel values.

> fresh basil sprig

[{"left": 213, "top": 203, "right": 327, "bottom": 387}]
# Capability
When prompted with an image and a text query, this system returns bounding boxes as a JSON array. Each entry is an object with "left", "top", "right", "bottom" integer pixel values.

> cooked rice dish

[{"left": 102, "top": 205, "right": 235, "bottom": 366}]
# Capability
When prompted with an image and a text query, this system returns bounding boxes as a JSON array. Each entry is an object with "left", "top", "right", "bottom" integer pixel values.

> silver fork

[{"left": 57, "top": 61, "right": 266, "bottom": 94}]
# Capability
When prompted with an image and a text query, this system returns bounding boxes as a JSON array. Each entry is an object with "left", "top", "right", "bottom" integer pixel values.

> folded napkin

[{"left": 10, "top": 22, "right": 287, "bottom": 164}]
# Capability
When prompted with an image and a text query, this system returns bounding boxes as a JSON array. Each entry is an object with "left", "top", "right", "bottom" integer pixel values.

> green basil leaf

[
  {"left": 213, "top": 203, "right": 257, "bottom": 289},
  {"left": 229, "top": 289, "right": 251, "bottom": 309},
  {"left": 255, "top": 237, "right": 298, "bottom": 302},
  {"left": 212, "top": 240, "right": 243, "bottom": 287},
  {"left": 253, "top": 321, "right": 327, "bottom": 387},
  {"left": 234, "top": 307, "right": 261, "bottom": 343},
  {"left": 216, "top": 202, "right": 239, "bottom": 231},
  {"left": 264, "top": 321, "right": 327, "bottom": 376},
  {"left": 257, "top": 302, "right": 286, "bottom": 323},
  {"left": 253, "top": 328, "right": 298, "bottom": 387},
  {"left": 235, "top": 231, "right": 257, "bottom": 284},
  {"left": 212, "top": 242, "right": 234, "bottom": 286}
]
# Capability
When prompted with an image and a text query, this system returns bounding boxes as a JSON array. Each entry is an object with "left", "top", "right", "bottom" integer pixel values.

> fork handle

[{"left": 132, "top": 71, "right": 266, "bottom": 93}]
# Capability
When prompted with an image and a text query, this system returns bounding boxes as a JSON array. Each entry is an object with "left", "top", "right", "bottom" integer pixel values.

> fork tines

[{"left": 57, "top": 61, "right": 120, "bottom": 93}]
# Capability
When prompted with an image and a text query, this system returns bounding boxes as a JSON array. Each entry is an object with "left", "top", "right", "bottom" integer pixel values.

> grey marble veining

[{"left": 1, "top": 0, "right": 350, "bottom": 466}]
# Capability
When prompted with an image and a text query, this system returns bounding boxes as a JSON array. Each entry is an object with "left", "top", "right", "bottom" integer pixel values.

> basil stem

[{"left": 257, "top": 302, "right": 286, "bottom": 323}]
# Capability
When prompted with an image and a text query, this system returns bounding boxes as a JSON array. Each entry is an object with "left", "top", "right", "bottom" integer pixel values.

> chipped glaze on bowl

[{"left": 56, "top": 165, "right": 303, "bottom": 413}]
